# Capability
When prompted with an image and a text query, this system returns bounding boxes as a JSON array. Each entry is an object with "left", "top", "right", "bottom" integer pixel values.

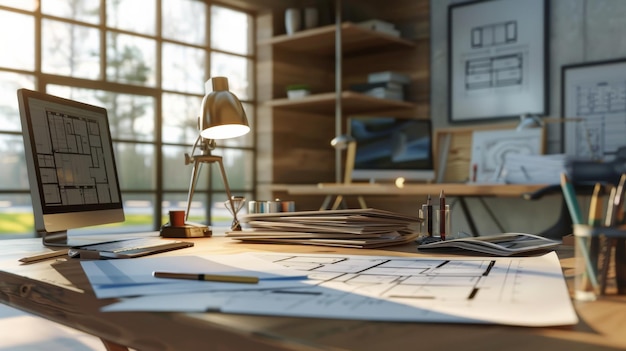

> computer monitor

[
  {"left": 348, "top": 116, "right": 435, "bottom": 182},
  {"left": 18, "top": 89, "right": 125, "bottom": 246}
]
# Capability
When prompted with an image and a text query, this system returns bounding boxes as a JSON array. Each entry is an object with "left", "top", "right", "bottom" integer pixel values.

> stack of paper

[{"left": 227, "top": 208, "right": 421, "bottom": 248}]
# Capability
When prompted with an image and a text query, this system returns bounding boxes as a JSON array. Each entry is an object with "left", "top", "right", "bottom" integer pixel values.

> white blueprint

[{"left": 103, "top": 251, "right": 578, "bottom": 327}]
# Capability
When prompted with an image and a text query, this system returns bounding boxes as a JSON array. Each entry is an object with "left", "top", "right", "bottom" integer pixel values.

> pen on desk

[
  {"left": 599, "top": 186, "right": 617, "bottom": 294},
  {"left": 426, "top": 194, "right": 433, "bottom": 237},
  {"left": 153, "top": 271, "right": 259, "bottom": 284},
  {"left": 19, "top": 249, "right": 68, "bottom": 263},
  {"left": 560, "top": 173, "right": 598, "bottom": 290},
  {"left": 439, "top": 190, "right": 446, "bottom": 241},
  {"left": 612, "top": 174, "right": 626, "bottom": 294}
]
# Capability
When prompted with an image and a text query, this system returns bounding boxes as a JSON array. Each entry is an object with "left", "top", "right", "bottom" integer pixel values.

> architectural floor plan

[{"left": 103, "top": 252, "right": 578, "bottom": 327}]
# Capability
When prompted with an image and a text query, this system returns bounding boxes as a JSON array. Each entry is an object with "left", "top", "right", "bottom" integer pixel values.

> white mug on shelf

[{"left": 285, "top": 8, "right": 301, "bottom": 35}]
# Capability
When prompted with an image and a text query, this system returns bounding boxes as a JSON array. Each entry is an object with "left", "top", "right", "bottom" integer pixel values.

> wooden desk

[
  {"left": 1, "top": 235, "right": 625, "bottom": 351},
  {"left": 286, "top": 183, "right": 550, "bottom": 235}
]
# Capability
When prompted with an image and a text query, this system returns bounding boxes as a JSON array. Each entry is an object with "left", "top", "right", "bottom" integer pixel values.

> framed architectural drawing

[
  {"left": 469, "top": 128, "right": 544, "bottom": 183},
  {"left": 562, "top": 58, "right": 626, "bottom": 161},
  {"left": 448, "top": 0, "right": 548, "bottom": 122}
]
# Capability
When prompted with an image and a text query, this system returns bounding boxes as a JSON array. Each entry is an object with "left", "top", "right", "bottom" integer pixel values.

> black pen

[
  {"left": 439, "top": 190, "right": 446, "bottom": 241},
  {"left": 153, "top": 271, "right": 259, "bottom": 284},
  {"left": 426, "top": 194, "right": 433, "bottom": 237}
]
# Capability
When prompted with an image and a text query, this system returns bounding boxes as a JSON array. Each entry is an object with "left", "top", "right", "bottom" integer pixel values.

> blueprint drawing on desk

[{"left": 103, "top": 252, "right": 578, "bottom": 327}]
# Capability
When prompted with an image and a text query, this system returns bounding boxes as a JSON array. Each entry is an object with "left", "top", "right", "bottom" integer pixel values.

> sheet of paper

[
  {"left": 81, "top": 253, "right": 308, "bottom": 299},
  {"left": 103, "top": 252, "right": 578, "bottom": 327}
]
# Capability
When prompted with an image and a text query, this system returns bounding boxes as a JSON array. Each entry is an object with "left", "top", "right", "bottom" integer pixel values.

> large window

[{"left": 0, "top": 0, "right": 256, "bottom": 236}]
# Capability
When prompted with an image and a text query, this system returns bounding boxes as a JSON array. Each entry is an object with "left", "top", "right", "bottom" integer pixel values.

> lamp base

[{"left": 160, "top": 223, "right": 212, "bottom": 238}]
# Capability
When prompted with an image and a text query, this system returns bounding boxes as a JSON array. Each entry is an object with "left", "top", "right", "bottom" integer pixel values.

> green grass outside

[{"left": 0, "top": 213, "right": 232, "bottom": 235}]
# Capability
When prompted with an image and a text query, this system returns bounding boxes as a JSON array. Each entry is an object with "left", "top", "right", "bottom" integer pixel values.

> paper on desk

[
  {"left": 81, "top": 253, "right": 308, "bottom": 299},
  {"left": 102, "top": 252, "right": 578, "bottom": 327}
]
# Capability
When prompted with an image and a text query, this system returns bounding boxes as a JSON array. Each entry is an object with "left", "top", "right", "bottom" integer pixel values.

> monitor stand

[{"left": 41, "top": 230, "right": 70, "bottom": 247}]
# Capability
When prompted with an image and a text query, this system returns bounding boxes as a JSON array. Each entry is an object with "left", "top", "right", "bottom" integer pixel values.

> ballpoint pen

[{"left": 439, "top": 190, "right": 446, "bottom": 241}]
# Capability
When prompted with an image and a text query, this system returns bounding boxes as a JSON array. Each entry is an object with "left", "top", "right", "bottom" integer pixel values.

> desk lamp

[{"left": 162, "top": 77, "right": 249, "bottom": 238}]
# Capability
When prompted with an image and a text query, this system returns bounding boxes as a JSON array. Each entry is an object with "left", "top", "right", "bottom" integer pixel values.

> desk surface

[
  {"left": 1, "top": 235, "right": 625, "bottom": 351},
  {"left": 286, "top": 183, "right": 549, "bottom": 197}
]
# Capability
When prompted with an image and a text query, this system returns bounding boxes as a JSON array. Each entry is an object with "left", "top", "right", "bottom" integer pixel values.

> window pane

[
  {"left": 0, "top": 11, "right": 34, "bottom": 70},
  {"left": 41, "top": 0, "right": 100, "bottom": 24},
  {"left": 162, "top": 43, "right": 205, "bottom": 94},
  {"left": 210, "top": 52, "right": 252, "bottom": 100},
  {"left": 162, "top": 0, "right": 206, "bottom": 45},
  {"left": 42, "top": 20, "right": 100, "bottom": 79},
  {"left": 0, "top": 0, "right": 36, "bottom": 11},
  {"left": 162, "top": 93, "right": 202, "bottom": 144},
  {"left": 211, "top": 5, "right": 251, "bottom": 55},
  {"left": 46, "top": 86, "right": 156, "bottom": 141},
  {"left": 0, "top": 134, "right": 29, "bottom": 190},
  {"left": 162, "top": 144, "right": 207, "bottom": 191},
  {"left": 107, "top": 32, "right": 156, "bottom": 87},
  {"left": 119, "top": 194, "right": 155, "bottom": 232},
  {"left": 0, "top": 72, "right": 35, "bottom": 132},
  {"left": 210, "top": 148, "right": 254, "bottom": 190},
  {"left": 0, "top": 194, "right": 33, "bottom": 236},
  {"left": 115, "top": 142, "right": 155, "bottom": 190},
  {"left": 106, "top": 0, "right": 155, "bottom": 35}
]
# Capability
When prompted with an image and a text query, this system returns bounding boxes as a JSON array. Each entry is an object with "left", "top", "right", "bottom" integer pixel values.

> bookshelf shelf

[
  {"left": 266, "top": 91, "right": 416, "bottom": 114},
  {"left": 261, "top": 22, "right": 416, "bottom": 56}
]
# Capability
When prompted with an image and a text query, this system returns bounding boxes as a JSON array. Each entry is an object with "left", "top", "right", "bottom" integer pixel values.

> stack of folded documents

[{"left": 227, "top": 208, "right": 421, "bottom": 248}]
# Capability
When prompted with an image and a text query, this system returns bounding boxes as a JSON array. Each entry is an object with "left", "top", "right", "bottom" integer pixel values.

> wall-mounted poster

[
  {"left": 448, "top": 0, "right": 548, "bottom": 122},
  {"left": 562, "top": 59, "right": 626, "bottom": 162}
]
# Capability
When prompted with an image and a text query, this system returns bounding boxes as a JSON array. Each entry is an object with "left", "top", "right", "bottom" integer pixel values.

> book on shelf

[
  {"left": 349, "top": 81, "right": 405, "bottom": 93},
  {"left": 367, "top": 71, "right": 411, "bottom": 84},
  {"left": 363, "top": 87, "right": 404, "bottom": 101},
  {"left": 226, "top": 208, "right": 421, "bottom": 248},
  {"left": 356, "top": 19, "right": 401, "bottom": 38},
  {"left": 350, "top": 81, "right": 406, "bottom": 101}
]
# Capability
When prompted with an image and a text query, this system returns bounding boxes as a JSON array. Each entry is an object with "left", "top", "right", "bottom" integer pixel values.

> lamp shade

[{"left": 199, "top": 77, "right": 250, "bottom": 140}]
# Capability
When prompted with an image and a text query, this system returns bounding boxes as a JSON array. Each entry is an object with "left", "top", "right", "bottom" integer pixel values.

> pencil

[
  {"left": 560, "top": 173, "right": 583, "bottom": 225},
  {"left": 584, "top": 183, "right": 603, "bottom": 291},
  {"left": 599, "top": 186, "right": 617, "bottom": 294},
  {"left": 612, "top": 174, "right": 626, "bottom": 294},
  {"left": 561, "top": 173, "right": 598, "bottom": 290},
  {"left": 153, "top": 271, "right": 260, "bottom": 284},
  {"left": 19, "top": 249, "right": 68, "bottom": 263}
]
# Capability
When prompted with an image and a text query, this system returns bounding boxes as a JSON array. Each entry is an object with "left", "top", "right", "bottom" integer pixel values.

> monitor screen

[
  {"left": 18, "top": 89, "right": 125, "bottom": 246},
  {"left": 348, "top": 116, "right": 435, "bottom": 182}
]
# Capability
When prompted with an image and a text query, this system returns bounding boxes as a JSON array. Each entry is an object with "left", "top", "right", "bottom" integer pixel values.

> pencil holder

[
  {"left": 420, "top": 204, "right": 451, "bottom": 240},
  {"left": 573, "top": 224, "right": 626, "bottom": 300}
]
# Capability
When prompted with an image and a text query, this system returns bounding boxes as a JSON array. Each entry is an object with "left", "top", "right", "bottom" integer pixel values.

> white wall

[{"left": 430, "top": 0, "right": 626, "bottom": 237}]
